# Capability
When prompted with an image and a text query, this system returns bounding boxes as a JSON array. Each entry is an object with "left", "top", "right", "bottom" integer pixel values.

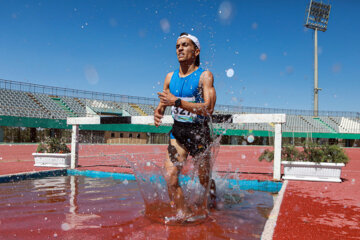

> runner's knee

[{"left": 167, "top": 143, "right": 179, "bottom": 163}]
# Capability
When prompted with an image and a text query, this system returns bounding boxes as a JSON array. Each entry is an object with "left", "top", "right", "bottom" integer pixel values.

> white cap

[{"left": 177, "top": 34, "right": 201, "bottom": 50}]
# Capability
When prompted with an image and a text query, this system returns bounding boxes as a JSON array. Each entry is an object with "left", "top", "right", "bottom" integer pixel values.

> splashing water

[{"left": 117, "top": 118, "right": 235, "bottom": 225}]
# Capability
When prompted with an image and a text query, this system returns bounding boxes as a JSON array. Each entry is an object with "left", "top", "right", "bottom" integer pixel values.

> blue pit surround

[
  {"left": 0, "top": 169, "right": 282, "bottom": 193},
  {"left": 0, "top": 169, "right": 67, "bottom": 183}
]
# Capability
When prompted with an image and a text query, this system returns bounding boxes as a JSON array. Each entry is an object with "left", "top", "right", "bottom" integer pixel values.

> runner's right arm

[{"left": 154, "top": 72, "right": 173, "bottom": 127}]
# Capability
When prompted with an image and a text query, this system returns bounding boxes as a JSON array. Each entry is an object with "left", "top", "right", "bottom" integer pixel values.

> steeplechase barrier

[{"left": 67, "top": 114, "right": 286, "bottom": 180}]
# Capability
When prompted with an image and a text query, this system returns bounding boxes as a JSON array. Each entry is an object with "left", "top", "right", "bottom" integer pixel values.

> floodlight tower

[{"left": 304, "top": 0, "right": 331, "bottom": 117}]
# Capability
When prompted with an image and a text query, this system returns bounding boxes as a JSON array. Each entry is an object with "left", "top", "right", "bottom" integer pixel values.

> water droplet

[
  {"left": 260, "top": 53, "right": 267, "bottom": 61},
  {"left": 218, "top": 2, "right": 232, "bottom": 20},
  {"left": 226, "top": 68, "right": 234, "bottom": 78},
  {"left": 123, "top": 179, "right": 128, "bottom": 185},
  {"left": 61, "top": 223, "right": 71, "bottom": 231},
  {"left": 247, "top": 135, "right": 255, "bottom": 143}
]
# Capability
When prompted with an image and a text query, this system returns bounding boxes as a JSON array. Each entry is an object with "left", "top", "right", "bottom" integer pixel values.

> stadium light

[{"left": 304, "top": 0, "right": 331, "bottom": 117}]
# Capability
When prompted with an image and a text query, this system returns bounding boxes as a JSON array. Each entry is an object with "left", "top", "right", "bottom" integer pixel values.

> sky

[{"left": 0, "top": 0, "right": 359, "bottom": 112}]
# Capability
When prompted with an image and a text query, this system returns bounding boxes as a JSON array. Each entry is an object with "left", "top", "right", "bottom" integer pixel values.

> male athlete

[{"left": 154, "top": 32, "right": 217, "bottom": 220}]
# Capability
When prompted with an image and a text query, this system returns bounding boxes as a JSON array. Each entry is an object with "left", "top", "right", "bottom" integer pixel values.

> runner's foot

[{"left": 182, "top": 214, "right": 207, "bottom": 223}]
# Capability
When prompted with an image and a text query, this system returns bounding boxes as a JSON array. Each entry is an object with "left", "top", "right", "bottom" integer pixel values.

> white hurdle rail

[{"left": 67, "top": 113, "right": 286, "bottom": 180}]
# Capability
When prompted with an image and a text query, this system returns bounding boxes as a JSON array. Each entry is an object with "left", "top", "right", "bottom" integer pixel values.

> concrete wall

[
  {"left": 105, "top": 131, "right": 147, "bottom": 144},
  {"left": 0, "top": 127, "right": 3, "bottom": 142}
]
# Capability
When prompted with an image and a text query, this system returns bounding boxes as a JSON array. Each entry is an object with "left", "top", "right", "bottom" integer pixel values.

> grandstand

[{"left": 1, "top": 79, "right": 360, "bottom": 145}]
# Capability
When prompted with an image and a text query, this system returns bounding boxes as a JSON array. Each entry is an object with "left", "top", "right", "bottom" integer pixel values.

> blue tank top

[{"left": 169, "top": 67, "right": 205, "bottom": 123}]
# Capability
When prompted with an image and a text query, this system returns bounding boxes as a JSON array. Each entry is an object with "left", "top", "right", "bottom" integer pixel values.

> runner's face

[{"left": 176, "top": 38, "right": 199, "bottom": 64}]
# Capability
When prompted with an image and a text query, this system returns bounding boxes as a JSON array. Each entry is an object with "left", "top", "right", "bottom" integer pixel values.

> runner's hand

[
  {"left": 158, "top": 91, "right": 176, "bottom": 106},
  {"left": 154, "top": 108, "right": 163, "bottom": 127}
]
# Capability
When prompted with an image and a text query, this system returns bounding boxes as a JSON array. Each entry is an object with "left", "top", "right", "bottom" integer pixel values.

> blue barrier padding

[
  {"left": 67, "top": 169, "right": 136, "bottom": 181},
  {"left": 1, "top": 169, "right": 283, "bottom": 193},
  {"left": 67, "top": 169, "right": 282, "bottom": 193},
  {"left": 0, "top": 169, "right": 67, "bottom": 183},
  {"left": 227, "top": 179, "right": 282, "bottom": 193},
  {"left": 67, "top": 170, "right": 282, "bottom": 193}
]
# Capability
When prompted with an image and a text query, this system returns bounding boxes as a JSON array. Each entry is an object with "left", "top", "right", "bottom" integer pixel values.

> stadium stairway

[
  {"left": 26, "top": 92, "right": 52, "bottom": 117},
  {"left": 299, "top": 115, "right": 316, "bottom": 132},
  {"left": 74, "top": 97, "right": 86, "bottom": 108},
  {"left": 314, "top": 117, "right": 337, "bottom": 133},
  {"left": 129, "top": 103, "right": 147, "bottom": 116},
  {"left": 51, "top": 97, "right": 77, "bottom": 117}
]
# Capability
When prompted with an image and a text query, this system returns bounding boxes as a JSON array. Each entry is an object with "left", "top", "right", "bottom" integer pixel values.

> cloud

[
  {"left": 160, "top": 18, "right": 170, "bottom": 33},
  {"left": 84, "top": 65, "right": 99, "bottom": 85}
]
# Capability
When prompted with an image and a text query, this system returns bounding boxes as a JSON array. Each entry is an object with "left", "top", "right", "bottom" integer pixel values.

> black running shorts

[{"left": 170, "top": 120, "right": 212, "bottom": 157}]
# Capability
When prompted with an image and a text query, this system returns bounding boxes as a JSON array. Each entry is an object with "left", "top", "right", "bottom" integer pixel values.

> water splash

[
  {"left": 116, "top": 120, "right": 228, "bottom": 225},
  {"left": 226, "top": 68, "right": 235, "bottom": 78}
]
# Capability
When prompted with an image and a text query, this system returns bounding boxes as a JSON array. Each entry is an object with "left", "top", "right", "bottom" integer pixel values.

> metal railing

[
  {"left": 1, "top": 78, "right": 360, "bottom": 118},
  {"left": 1, "top": 105, "right": 360, "bottom": 134}
]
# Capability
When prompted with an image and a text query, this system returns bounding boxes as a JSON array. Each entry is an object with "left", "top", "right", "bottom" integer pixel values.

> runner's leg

[
  {"left": 197, "top": 153, "right": 217, "bottom": 208},
  {"left": 165, "top": 139, "right": 191, "bottom": 214}
]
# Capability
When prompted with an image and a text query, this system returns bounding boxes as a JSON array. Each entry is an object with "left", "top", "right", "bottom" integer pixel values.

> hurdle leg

[
  {"left": 273, "top": 123, "right": 282, "bottom": 180},
  {"left": 71, "top": 124, "right": 79, "bottom": 169}
]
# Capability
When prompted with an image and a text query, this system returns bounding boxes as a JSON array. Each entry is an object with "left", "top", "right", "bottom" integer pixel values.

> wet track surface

[{"left": 0, "top": 175, "right": 274, "bottom": 240}]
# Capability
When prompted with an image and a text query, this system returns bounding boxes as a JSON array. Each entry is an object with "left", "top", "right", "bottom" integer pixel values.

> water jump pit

[{"left": 0, "top": 169, "right": 282, "bottom": 240}]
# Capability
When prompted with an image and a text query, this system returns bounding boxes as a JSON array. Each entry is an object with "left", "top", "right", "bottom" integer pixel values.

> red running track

[
  {"left": 273, "top": 148, "right": 360, "bottom": 240},
  {"left": 1, "top": 144, "right": 360, "bottom": 239},
  {"left": 0, "top": 144, "right": 275, "bottom": 180}
]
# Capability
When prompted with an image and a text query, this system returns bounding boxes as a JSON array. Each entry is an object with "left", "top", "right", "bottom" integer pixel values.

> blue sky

[{"left": 0, "top": 0, "right": 359, "bottom": 112}]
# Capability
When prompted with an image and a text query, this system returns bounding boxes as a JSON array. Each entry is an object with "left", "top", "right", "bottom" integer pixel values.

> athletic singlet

[{"left": 169, "top": 67, "right": 205, "bottom": 123}]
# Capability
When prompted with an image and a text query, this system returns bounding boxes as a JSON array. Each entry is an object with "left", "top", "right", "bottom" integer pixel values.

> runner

[{"left": 154, "top": 32, "right": 217, "bottom": 221}]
